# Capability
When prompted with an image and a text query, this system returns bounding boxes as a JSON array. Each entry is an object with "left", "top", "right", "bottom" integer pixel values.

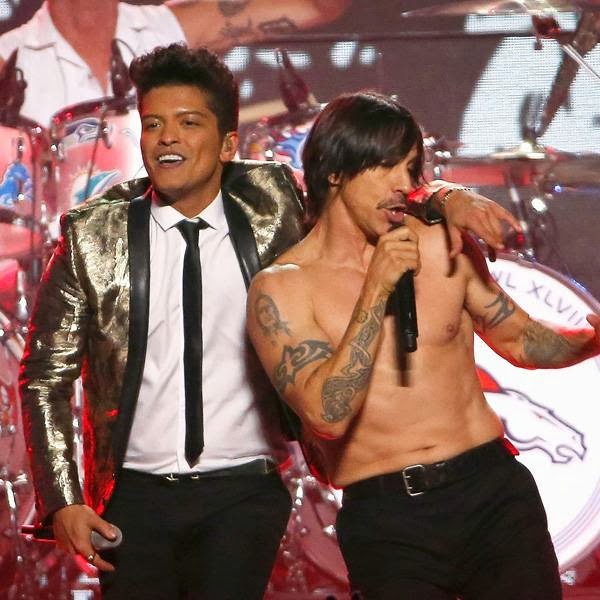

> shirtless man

[{"left": 246, "top": 91, "right": 600, "bottom": 599}]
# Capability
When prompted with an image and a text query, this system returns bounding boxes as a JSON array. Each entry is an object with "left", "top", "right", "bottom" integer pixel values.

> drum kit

[{"left": 0, "top": 0, "right": 600, "bottom": 597}]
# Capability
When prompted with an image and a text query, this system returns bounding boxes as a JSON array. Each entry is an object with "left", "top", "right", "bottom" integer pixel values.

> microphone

[
  {"left": 0, "top": 48, "right": 27, "bottom": 125},
  {"left": 21, "top": 524, "right": 123, "bottom": 550},
  {"left": 91, "top": 526, "right": 123, "bottom": 551},
  {"left": 110, "top": 39, "right": 133, "bottom": 100},
  {"left": 391, "top": 270, "right": 418, "bottom": 354}
]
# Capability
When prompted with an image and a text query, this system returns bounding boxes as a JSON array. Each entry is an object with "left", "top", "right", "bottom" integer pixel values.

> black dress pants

[
  {"left": 99, "top": 468, "right": 291, "bottom": 599},
  {"left": 336, "top": 458, "right": 562, "bottom": 600}
]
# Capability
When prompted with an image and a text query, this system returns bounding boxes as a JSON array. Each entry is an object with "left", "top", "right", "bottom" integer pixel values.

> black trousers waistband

[
  {"left": 121, "top": 458, "right": 278, "bottom": 486},
  {"left": 343, "top": 438, "right": 517, "bottom": 499}
]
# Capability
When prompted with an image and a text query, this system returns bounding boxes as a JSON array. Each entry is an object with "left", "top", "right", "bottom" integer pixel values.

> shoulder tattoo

[{"left": 255, "top": 293, "right": 291, "bottom": 338}]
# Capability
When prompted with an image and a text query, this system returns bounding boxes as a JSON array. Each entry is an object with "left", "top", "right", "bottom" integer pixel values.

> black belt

[
  {"left": 343, "top": 438, "right": 517, "bottom": 499},
  {"left": 121, "top": 458, "right": 278, "bottom": 486}
]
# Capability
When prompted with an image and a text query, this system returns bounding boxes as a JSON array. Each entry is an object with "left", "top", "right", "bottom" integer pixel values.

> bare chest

[{"left": 313, "top": 263, "right": 467, "bottom": 352}]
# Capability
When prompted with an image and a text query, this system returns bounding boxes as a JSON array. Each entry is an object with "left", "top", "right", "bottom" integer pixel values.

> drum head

[
  {"left": 49, "top": 97, "right": 145, "bottom": 232},
  {"left": 476, "top": 254, "right": 600, "bottom": 570}
]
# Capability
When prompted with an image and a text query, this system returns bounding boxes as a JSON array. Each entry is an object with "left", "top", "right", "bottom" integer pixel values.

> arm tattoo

[
  {"left": 523, "top": 321, "right": 575, "bottom": 366},
  {"left": 258, "top": 18, "right": 299, "bottom": 35},
  {"left": 218, "top": 0, "right": 250, "bottom": 17},
  {"left": 274, "top": 340, "right": 333, "bottom": 394},
  {"left": 220, "top": 18, "right": 253, "bottom": 40},
  {"left": 475, "top": 291, "right": 516, "bottom": 331},
  {"left": 321, "top": 297, "right": 386, "bottom": 423},
  {"left": 255, "top": 294, "right": 291, "bottom": 338}
]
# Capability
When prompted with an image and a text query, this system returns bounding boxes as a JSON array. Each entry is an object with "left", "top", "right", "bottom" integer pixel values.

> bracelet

[{"left": 439, "top": 186, "right": 471, "bottom": 213}]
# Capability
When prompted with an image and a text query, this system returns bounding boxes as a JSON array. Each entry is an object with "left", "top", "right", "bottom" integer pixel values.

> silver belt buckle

[{"left": 401, "top": 464, "right": 426, "bottom": 497}]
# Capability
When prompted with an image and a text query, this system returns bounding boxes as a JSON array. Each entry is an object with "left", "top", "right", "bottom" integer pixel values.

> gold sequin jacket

[{"left": 19, "top": 160, "right": 305, "bottom": 524}]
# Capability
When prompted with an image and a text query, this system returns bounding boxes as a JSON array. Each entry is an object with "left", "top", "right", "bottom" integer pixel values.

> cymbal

[
  {"left": 431, "top": 142, "right": 556, "bottom": 186},
  {"left": 433, "top": 143, "right": 600, "bottom": 189},
  {"left": 541, "top": 152, "right": 600, "bottom": 189},
  {"left": 489, "top": 140, "right": 549, "bottom": 160},
  {"left": 401, "top": 0, "right": 600, "bottom": 18}
]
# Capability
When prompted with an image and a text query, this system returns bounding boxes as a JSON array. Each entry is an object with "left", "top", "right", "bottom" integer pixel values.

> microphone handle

[{"left": 392, "top": 270, "right": 418, "bottom": 354}]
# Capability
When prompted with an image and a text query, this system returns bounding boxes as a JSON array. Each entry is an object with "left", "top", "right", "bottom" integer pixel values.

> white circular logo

[{"left": 475, "top": 255, "right": 600, "bottom": 569}]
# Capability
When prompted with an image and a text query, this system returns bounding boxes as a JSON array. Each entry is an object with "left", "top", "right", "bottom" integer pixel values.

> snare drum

[
  {"left": 0, "top": 120, "right": 46, "bottom": 260},
  {"left": 475, "top": 254, "right": 600, "bottom": 570},
  {"left": 49, "top": 97, "right": 145, "bottom": 236}
]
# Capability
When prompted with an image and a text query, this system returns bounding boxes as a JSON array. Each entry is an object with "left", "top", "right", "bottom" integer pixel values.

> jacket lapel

[
  {"left": 223, "top": 190, "right": 261, "bottom": 288},
  {"left": 113, "top": 193, "right": 151, "bottom": 468}
]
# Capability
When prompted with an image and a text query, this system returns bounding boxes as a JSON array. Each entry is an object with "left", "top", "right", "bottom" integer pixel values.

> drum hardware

[
  {"left": 83, "top": 106, "right": 114, "bottom": 201},
  {"left": 400, "top": 0, "right": 600, "bottom": 18},
  {"left": 0, "top": 474, "right": 36, "bottom": 600},
  {"left": 0, "top": 49, "right": 26, "bottom": 128},
  {"left": 401, "top": 1, "right": 600, "bottom": 86},
  {"left": 268, "top": 442, "right": 349, "bottom": 598}
]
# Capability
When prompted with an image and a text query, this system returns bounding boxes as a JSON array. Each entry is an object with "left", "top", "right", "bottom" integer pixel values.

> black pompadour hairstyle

[{"left": 129, "top": 43, "right": 239, "bottom": 136}]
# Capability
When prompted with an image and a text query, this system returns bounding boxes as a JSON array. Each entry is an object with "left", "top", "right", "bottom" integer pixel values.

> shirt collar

[
  {"left": 22, "top": 2, "right": 151, "bottom": 59},
  {"left": 150, "top": 190, "right": 228, "bottom": 233}
]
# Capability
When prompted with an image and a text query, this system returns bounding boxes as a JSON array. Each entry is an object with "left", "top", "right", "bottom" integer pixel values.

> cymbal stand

[
  {"left": 0, "top": 471, "right": 34, "bottom": 599},
  {"left": 275, "top": 457, "right": 311, "bottom": 595},
  {"left": 504, "top": 168, "right": 537, "bottom": 259},
  {"left": 532, "top": 15, "right": 600, "bottom": 82}
]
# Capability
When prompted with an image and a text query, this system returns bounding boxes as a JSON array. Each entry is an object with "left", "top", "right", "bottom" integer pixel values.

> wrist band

[{"left": 439, "top": 187, "right": 470, "bottom": 212}]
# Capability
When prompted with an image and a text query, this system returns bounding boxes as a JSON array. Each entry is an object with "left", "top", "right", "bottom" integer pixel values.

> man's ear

[
  {"left": 220, "top": 132, "right": 239, "bottom": 160},
  {"left": 327, "top": 173, "right": 341, "bottom": 187}
]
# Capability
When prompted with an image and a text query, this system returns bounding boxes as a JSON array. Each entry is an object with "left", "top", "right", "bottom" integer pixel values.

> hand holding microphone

[
  {"left": 91, "top": 525, "right": 123, "bottom": 551},
  {"left": 382, "top": 223, "right": 419, "bottom": 355}
]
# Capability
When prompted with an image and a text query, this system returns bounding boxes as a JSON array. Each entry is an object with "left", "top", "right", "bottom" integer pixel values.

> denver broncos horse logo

[{"left": 477, "top": 367, "right": 586, "bottom": 464}]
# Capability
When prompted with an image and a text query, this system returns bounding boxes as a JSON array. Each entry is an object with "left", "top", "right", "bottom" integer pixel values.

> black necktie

[{"left": 176, "top": 219, "right": 207, "bottom": 467}]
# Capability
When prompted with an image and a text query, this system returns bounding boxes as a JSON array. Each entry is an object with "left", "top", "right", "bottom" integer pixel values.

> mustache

[{"left": 376, "top": 193, "right": 409, "bottom": 211}]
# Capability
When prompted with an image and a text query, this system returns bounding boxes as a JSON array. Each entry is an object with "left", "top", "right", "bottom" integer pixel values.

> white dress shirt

[
  {"left": 0, "top": 2, "right": 186, "bottom": 126},
  {"left": 123, "top": 192, "right": 287, "bottom": 474}
]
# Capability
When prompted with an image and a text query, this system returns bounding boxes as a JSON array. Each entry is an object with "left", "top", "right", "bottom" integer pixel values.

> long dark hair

[{"left": 302, "top": 91, "right": 424, "bottom": 220}]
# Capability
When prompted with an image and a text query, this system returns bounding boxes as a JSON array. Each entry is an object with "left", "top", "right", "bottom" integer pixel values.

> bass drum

[
  {"left": 48, "top": 97, "right": 146, "bottom": 238},
  {"left": 475, "top": 254, "right": 600, "bottom": 571}
]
